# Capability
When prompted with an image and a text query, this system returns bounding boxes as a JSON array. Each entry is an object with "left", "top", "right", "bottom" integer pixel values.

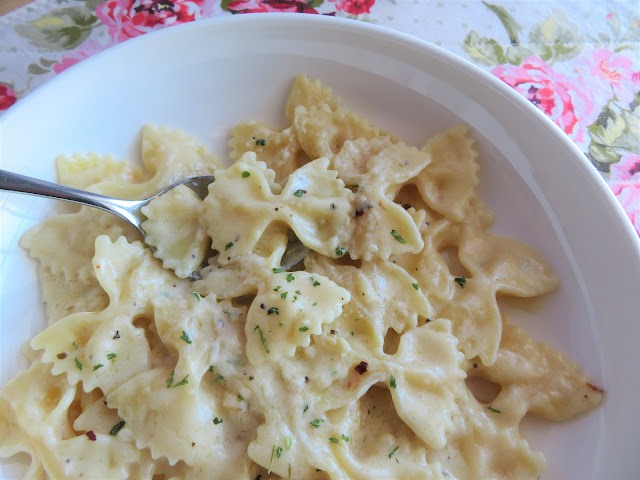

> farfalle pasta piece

[
  {"left": 57, "top": 152, "right": 147, "bottom": 191},
  {"left": 107, "top": 368, "right": 261, "bottom": 476},
  {"left": 0, "top": 363, "right": 142, "bottom": 480},
  {"left": 285, "top": 73, "right": 341, "bottom": 124},
  {"left": 470, "top": 321, "right": 604, "bottom": 422},
  {"left": 293, "top": 104, "right": 399, "bottom": 160},
  {"left": 141, "top": 184, "right": 210, "bottom": 278},
  {"left": 332, "top": 141, "right": 431, "bottom": 260},
  {"left": 21, "top": 207, "right": 140, "bottom": 282},
  {"left": 305, "top": 253, "right": 430, "bottom": 354},
  {"left": 415, "top": 125, "right": 479, "bottom": 222},
  {"left": 382, "top": 319, "right": 466, "bottom": 450},
  {"left": 428, "top": 390, "right": 546, "bottom": 480},
  {"left": 245, "top": 270, "right": 350, "bottom": 366},
  {"left": 229, "top": 121, "right": 303, "bottom": 182},
  {"left": 203, "top": 154, "right": 354, "bottom": 263},
  {"left": 89, "top": 125, "right": 220, "bottom": 200}
]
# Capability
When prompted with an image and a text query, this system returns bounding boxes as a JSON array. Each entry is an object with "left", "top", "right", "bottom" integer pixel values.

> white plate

[{"left": 1, "top": 13, "right": 639, "bottom": 479}]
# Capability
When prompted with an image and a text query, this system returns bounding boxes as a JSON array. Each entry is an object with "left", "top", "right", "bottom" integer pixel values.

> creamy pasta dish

[{"left": 0, "top": 75, "right": 604, "bottom": 479}]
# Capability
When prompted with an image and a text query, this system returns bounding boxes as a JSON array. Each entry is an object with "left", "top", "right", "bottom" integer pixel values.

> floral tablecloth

[{"left": 1, "top": 0, "right": 639, "bottom": 236}]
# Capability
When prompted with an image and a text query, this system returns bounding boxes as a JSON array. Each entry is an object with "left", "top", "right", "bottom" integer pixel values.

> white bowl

[{"left": 1, "top": 13, "right": 639, "bottom": 479}]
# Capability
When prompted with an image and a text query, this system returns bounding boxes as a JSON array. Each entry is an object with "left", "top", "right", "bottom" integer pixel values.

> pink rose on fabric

[
  {"left": 226, "top": 0, "right": 319, "bottom": 13},
  {"left": 96, "top": 0, "right": 211, "bottom": 43},
  {"left": 609, "top": 153, "right": 640, "bottom": 236},
  {"left": 574, "top": 48, "right": 639, "bottom": 105},
  {"left": 53, "top": 55, "right": 85, "bottom": 74},
  {"left": 492, "top": 57, "right": 596, "bottom": 143},
  {"left": 329, "top": 0, "right": 375, "bottom": 15},
  {"left": 0, "top": 85, "right": 17, "bottom": 110}
]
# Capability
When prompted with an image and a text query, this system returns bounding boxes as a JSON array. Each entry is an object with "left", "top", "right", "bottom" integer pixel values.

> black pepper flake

[
  {"left": 473, "top": 363, "right": 478, "bottom": 368},
  {"left": 355, "top": 203, "right": 372, "bottom": 217},
  {"left": 260, "top": 303, "right": 266, "bottom": 309},
  {"left": 330, "top": 203, "right": 336, "bottom": 210},
  {"left": 330, "top": 329, "right": 337, "bottom": 335},
  {"left": 355, "top": 361, "right": 368, "bottom": 374},
  {"left": 113, "top": 331, "right": 120, "bottom": 339},
  {"left": 85, "top": 430, "right": 96, "bottom": 441},
  {"left": 425, "top": 318, "right": 431, "bottom": 323},
  {"left": 402, "top": 203, "right": 411, "bottom": 210},
  {"left": 304, "top": 376, "right": 309, "bottom": 383}
]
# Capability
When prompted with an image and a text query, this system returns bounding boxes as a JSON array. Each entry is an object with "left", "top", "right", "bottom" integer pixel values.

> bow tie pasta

[{"left": 1, "top": 75, "right": 604, "bottom": 480}]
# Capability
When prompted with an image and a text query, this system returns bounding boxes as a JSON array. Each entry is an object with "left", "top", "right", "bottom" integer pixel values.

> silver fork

[{"left": 0, "top": 170, "right": 307, "bottom": 275}]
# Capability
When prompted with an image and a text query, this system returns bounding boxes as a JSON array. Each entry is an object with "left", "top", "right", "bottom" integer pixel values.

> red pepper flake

[
  {"left": 192, "top": 442, "right": 196, "bottom": 447},
  {"left": 85, "top": 431, "right": 96, "bottom": 441},
  {"left": 586, "top": 382, "right": 605, "bottom": 394},
  {"left": 354, "top": 361, "right": 368, "bottom": 375},
  {"left": 95, "top": 265, "right": 100, "bottom": 269}
]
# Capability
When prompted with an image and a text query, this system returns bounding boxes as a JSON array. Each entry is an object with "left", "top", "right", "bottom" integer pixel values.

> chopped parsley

[
  {"left": 335, "top": 247, "right": 347, "bottom": 258},
  {"left": 308, "top": 276, "right": 321, "bottom": 287},
  {"left": 388, "top": 446, "right": 399, "bottom": 458},
  {"left": 390, "top": 229, "right": 406, "bottom": 243},
  {"left": 272, "top": 268, "right": 285, "bottom": 274},
  {"left": 487, "top": 406, "right": 501, "bottom": 413},
  {"left": 299, "top": 326, "right": 309, "bottom": 332},
  {"left": 286, "top": 273, "right": 295, "bottom": 282},
  {"left": 342, "top": 434, "right": 350, "bottom": 442},
  {"left": 109, "top": 420, "right": 126, "bottom": 436},
  {"left": 303, "top": 404, "right": 309, "bottom": 413},
  {"left": 242, "top": 170, "right": 251, "bottom": 178},
  {"left": 254, "top": 325, "right": 270, "bottom": 353},
  {"left": 74, "top": 358, "right": 83, "bottom": 371},
  {"left": 268, "top": 443, "right": 277, "bottom": 474},
  {"left": 267, "top": 307, "right": 279, "bottom": 315},
  {"left": 281, "top": 292, "right": 288, "bottom": 299},
  {"left": 274, "top": 285, "right": 282, "bottom": 291},
  {"left": 107, "top": 353, "right": 116, "bottom": 360},
  {"left": 73, "top": 340, "right": 78, "bottom": 350},
  {"left": 93, "top": 364, "right": 103, "bottom": 371},
  {"left": 293, "top": 189, "right": 305, "bottom": 197},
  {"left": 310, "top": 418, "right": 325, "bottom": 428},
  {"left": 412, "top": 283, "right": 419, "bottom": 290},
  {"left": 285, "top": 436, "right": 293, "bottom": 450},
  {"left": 329, "top": 437, "right": 339, "bottom": 444},
  {"left": 278, "top": 321, "right": 285, "bottom": 327},
  {"left": 276, "top": 446, "right": 283, "bottom": 459},
  {"left": 295, "top": 290, "right": 301, "bottom": 295},
  {"left": 312, "top": 302, "right": 317, "bottom": 306},
  {"left": 390, "top": 375, "right": 397, "bottom": 389},
  {"left": 173, "top": 374, "right": 189, "bottom": 388},
  {"left": 225, "top": 242, "right": 234, "bottom": 250},
  {"left": 256, "top": 138, "right": 266, "bottom": 146},
  {"left": 179, "top": 330, "right": 192, "bottom": 344},
  {"left": 212, "top": 374, "right": 224, "bottom": 383},
  {"left": 190, "top": 291, "right": 202, "bottom": 302},
  {"left": 213, "top": 417, "right": 223, "bottom": 424},
  {"left": 166, "top": 370, "right": 175, "bottom": 388},
  {"left": 237, "top": 394, "right": 244, "bottom": 402},
  {"left": 454, "top": 276, "right": 467, "bottom": 288}
]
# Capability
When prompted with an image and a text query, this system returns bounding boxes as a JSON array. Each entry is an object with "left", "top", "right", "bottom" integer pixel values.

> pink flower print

[
  {"left": 96, "top": 0, "right": 211, "bottom": 43},
  {"left": 492, "top": 57, "right": 596, "bottom": 144},
  {"left": 609, "top": 153, "right": 640, "bottom": 236},
  {"left": 329, "top": 0, "right": 375, "bottom": 15},
  {"left": 575, "top": 48, "right": 639, "bottom": 105},
  {"left": 226, "top": 0, "right": 319, "bottom": 13},
  {"left": 0, "top": 85, "right": 17, "bottom": 110},
  {"left": 52, "top": 41, "right": 107, "bottom": 74}
]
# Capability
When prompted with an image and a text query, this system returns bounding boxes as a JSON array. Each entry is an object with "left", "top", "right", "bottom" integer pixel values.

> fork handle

[{"left": 0, "top": 169, "right": 141, "bottom": 226}]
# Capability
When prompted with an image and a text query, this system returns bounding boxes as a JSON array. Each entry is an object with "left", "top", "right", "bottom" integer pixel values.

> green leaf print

[
  {"left": 482, "top": 1, "right": 523, "bottom": 46},
  {"left": 462, "top": 31, "right": 507, "bottom": 66},
  {"left": 14, "top": 7, "right": 98, "bottom": 51},
  {"left": 529, "top": 13, "right": 583, "bottom": 63}
]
